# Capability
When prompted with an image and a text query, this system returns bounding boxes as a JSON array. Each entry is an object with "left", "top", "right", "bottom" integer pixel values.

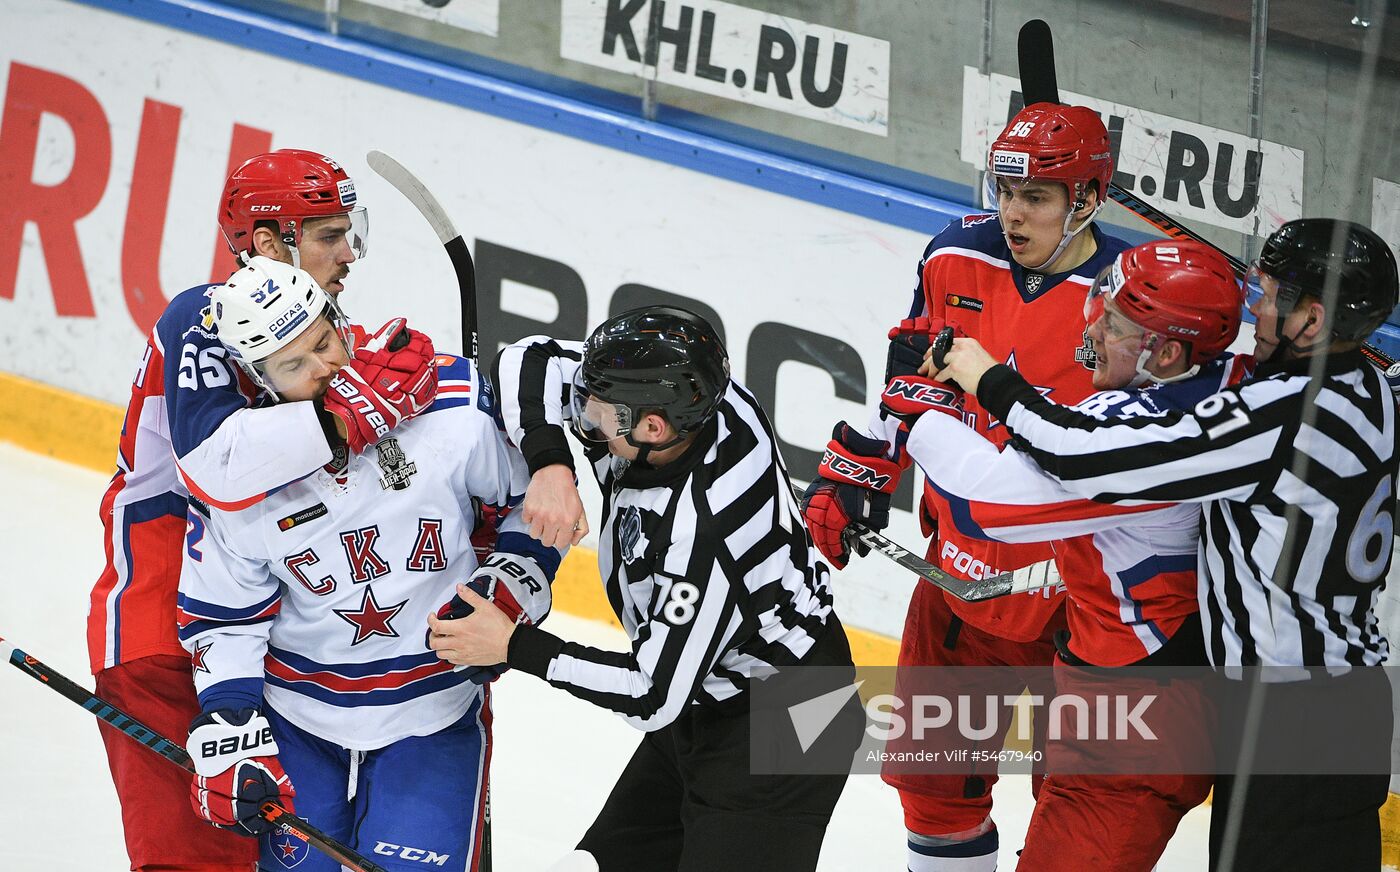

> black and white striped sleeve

[
  {"left": 492, "top": 336, "right": 584, "bottom": 474},
  {"left": 506, "top": 499, "right": 740, "bottom": 732},
  {"left": 976, "top": 363, "right": 1295, "bottom": 505}
]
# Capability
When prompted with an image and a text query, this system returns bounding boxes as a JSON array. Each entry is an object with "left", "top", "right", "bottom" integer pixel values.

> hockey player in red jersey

[
  {"left": 87, "top": 150, "right": 438, "bottom": 871},
  {"left": 802, "top": 103, "right": 1130, "bottom": 870},
  {"left": 891, "top": 240, "right": 1247, "bottom": 869}
]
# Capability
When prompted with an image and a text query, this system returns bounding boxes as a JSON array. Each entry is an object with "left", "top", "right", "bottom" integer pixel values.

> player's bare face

[
  {"left": 262, "top": 317, "right": 350, "bottom": 402},
  {"left": 1247, "top": 272, "right": 1287, "bottom": 363},
  {"left": 996, "top": 179, "right": 1076, "bottom": 270},
  {"left": 298, "top": 215, "right": 357, "bottom": 296},
  {"left": 1085, "top": 297, "right": 1149, "bottom": 390}
]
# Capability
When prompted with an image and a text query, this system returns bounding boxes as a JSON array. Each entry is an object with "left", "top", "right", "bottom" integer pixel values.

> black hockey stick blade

[
  {"left": 788, "top": 485, "right": 1052, "bottom": 601},
  {"left": 366, "top": 150, "right": 480, "bottom": 365},
  {"left": 1017, "top": 19, "right": 1060, "bottom": 105},
  {"left": 0, "top": 636, "right": 390, "bottom": 872}
]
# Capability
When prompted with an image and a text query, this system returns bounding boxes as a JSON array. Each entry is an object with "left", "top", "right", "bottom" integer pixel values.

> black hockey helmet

[
  {"left": 1257, "top": 218, "right": 1398, "bottom": 341},
  {"left": 574, "top": 306, "right": 730, "bottom": 442}
]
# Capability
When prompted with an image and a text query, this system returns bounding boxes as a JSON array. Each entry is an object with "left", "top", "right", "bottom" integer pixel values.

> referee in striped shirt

[
  {"left": 933, "top": 219, "right": 1399, "bottom": 872},
  {"left": 429, "top": 306, "right": 861, "bottom": 871}
]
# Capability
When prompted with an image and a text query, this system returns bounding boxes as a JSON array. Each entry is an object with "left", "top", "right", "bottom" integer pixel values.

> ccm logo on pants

[{"left": 373, "top": 842, "right": 450, "bottom": 865}]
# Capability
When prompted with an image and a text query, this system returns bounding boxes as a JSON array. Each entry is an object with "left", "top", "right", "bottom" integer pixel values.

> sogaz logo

[
  {"left": 271, "top": 302, "right": 309, "bottom": 340},
  {"left": 990, "top": 150, "right": 1029, "bottom": 178}
]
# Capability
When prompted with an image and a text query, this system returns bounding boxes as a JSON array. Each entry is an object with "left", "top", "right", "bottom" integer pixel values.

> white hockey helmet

[{"left": 210, "top": 256, "right": 349, "bottom": 397}]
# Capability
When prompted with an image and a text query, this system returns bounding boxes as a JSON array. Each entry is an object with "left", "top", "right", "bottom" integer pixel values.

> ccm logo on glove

[
  {"left": 821, "top": 450, "right": 895, "bottom": 491},
  {"left": 883, "top": 377, "right": 961, "bottom": 409}
]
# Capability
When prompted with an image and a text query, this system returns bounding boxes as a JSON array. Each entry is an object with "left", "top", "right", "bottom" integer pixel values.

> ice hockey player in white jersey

[{"left": 176, "top": 257, "right": 563, "bottom": 871}]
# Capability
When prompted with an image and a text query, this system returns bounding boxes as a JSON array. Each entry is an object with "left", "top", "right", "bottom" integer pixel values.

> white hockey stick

[{"left": 366, "top": 150, "right": 479, "bottom": 364}]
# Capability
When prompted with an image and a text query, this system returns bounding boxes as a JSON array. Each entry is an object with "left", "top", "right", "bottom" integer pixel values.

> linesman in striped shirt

[
  {"left": 931, "top": 218, "right": 1400, "bottom": 872},
  {"left": 428, "top": 306, "right": 862, "bottom": 871}
]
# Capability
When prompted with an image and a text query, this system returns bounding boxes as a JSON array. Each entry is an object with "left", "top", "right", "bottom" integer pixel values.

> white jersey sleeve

[
  {"left": 907, "top": 411, "right": 1182, "bottom": 543},
  {"left": 176, "top": 504, "right": 281, "bottom": 713}
]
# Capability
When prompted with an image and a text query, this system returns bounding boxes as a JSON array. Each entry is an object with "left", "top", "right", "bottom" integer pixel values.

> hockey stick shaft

[
  {"left": 366, "top": 150, "right": 480, "bottom": 365},
  {"left": 0, "top": 636, "right": 389, "bottom": 872},
  {"left": 364, "top": 150, "right": 493, "bottom": 871},
  {"left": 788, "top": 484, "right": 1053, "bottom": 601}
]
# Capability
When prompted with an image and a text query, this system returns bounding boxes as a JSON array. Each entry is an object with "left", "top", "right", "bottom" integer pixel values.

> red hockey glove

[
  {"left": 436, "top": 553, "right": 552, "bottom": 684},
  {"left": 880, "top": 374, "right": 964, "bottom": 425},
  {"left": 353, "top": 317, "right": 439, "bottom": 418},
  {"left": 322, "top": 319, "right": 438, "bottom": 453},
  {"left": 188, "top": 708, "right": 295, "bottom": 837},
  {"left": 800, "top": 423, "right": 901, "bottom": 569}
]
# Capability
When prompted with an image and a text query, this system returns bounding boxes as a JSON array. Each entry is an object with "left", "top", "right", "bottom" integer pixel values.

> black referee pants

[
  {"left": 1208, "top": 667, "right": 1392, "bottom": 871},
  {"left": 577, "top": 624, "right": 863, "bottom": 871}
]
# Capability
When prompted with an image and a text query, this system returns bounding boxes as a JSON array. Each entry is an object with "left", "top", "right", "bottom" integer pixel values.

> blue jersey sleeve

[{"left": 159, "top": 285, "right": 331, "bottom": 508}]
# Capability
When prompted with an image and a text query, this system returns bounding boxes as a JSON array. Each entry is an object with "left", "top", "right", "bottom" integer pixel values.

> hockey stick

[
  {"left": 0, "top": 636, "right": 389, "bottom": 872},
  {"left": 366, "top": 150, "right": 480, "bottom": 365},
  {"left": 1015, "top": 19, "right": 1400, "bottom": 378},
  {"left": 789, "top": 484, "right": 1056, "bottom": 601},
  {"left": 367, "top": 150, "right": 493, "bottom": 868}
]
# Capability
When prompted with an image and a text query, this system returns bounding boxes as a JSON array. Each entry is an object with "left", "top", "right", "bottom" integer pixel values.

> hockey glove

[
  {"left": 353, "top": 317, "right": 439, "bottom": 418},
  {"left": 187, "top": 708, "right": 295, "bottom": 837},
  {"left": 801, "top": 423, "right": 901, "bottom": 570},
  {"left": 879, "top": 374, "right": 965, "bottom": 426},
  {"left": 436, "top": 553, "right": 552, "bottom": 684},
  {"left": 322, "top": 318, "right": 438, "bottom": 453},
  {"left": 887, "top": 317, "right": 967, "bottom": 379}
]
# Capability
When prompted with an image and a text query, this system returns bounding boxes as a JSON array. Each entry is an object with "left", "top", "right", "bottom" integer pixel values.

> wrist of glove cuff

[{"left": 187, "top": 708, "right": 294, "bottom": 837}]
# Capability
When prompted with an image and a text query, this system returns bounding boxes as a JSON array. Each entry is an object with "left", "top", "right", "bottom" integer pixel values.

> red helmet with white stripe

[{"left": 218, "top": 149, "right": 367, "bottom": 262}]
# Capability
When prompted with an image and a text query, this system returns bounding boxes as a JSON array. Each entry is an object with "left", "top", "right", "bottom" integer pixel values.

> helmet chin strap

[
  {"left": 1272, "top": 313, "right": 1322, "bottom": 359},
  {"left": 623, "top": 431, "right": 686, "bottom": 466},
  {"left": 1129, "top": 334, "right": 1200, "bottom": 387},
  {"left": 1020, "top": 201, "right": 1104, "bottom": 272}
]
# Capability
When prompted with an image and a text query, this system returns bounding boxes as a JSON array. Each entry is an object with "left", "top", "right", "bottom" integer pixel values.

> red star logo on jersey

[
  {"left": 986, "top": 349, "right": 1054, "bottom": 432},
  {"left": 334, "top": 588, "right": 408, "bottom": 646},
  {"left": 190, "top": 640, "right": 212, "bottom": 675},
  {"left": 273, "top": 834, "right": 306, "bottom": 867}
]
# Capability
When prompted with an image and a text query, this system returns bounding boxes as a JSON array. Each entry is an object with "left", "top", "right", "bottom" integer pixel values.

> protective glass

[
  {"left": 302, "top": 207, "right": 369, "bottom": 260},
  {"left": 569, "top": 369, "right": 634, "bottom": 443},
  {"left": 1243, "top": 263, "right": 1268, "bottom": 311},
  {"left": 1084, "top": 260, "right": 1125, "bottom": 323}
]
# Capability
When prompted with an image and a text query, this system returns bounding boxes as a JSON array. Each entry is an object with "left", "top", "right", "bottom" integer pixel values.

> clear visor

[
  {"left": 1084, "top": 259, "right": 1126, "bottom": 322},
  {"left": 312, "top": 207, "right": 369, "bottom": 260},
  {"left": 569, "top": 369, "right": 634, "bottom": 443},
  {"left": 1243, "top": 263, "right": 1268, "bottom": 310}
]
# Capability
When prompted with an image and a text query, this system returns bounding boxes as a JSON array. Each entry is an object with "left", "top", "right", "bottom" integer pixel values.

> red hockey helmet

[
  {"left": 1088, "top": 240, "right": 1244, "bottom": 366},
  {"left": 218, "top": 149, "right": 367, "bottom": 260},
  {"left": 988, "top": 103, "right": 1114, "bottom": 211}
]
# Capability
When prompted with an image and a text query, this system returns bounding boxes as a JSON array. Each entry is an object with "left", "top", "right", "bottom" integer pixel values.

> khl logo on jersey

[
  {"left": 1024, "top": 273, "right": 1044, "bottom": 295},
  {"left": 376, "top": 438, "right": 418, "bottom": 490}
]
